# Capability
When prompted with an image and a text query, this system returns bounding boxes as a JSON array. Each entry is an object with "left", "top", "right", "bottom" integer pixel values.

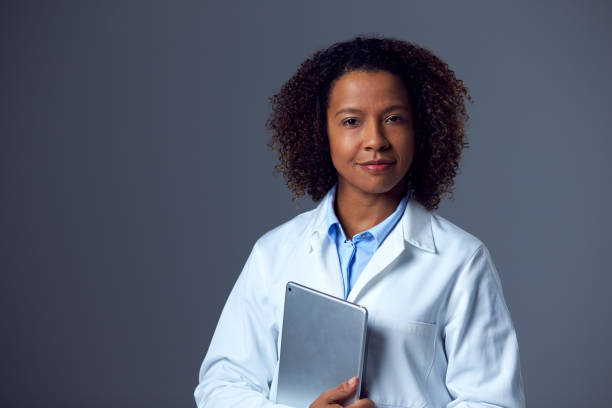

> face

[{"left": 326, "top": 70, "right": 415, "bottom": 199}]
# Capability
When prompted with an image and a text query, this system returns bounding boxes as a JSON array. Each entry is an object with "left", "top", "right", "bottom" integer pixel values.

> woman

[{"left": 195, "top": 35, "right": 525, "bottom": 408}]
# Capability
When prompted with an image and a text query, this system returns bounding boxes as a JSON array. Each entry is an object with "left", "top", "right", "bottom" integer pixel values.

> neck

[{"left": 334, "top": 182, "right": 405, "bottom": 239}]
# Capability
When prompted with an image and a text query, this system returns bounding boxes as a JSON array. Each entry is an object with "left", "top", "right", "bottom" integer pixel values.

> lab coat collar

[
  {"left": 401, "top": 198, "right": 437, "bottom": 254},
  {"left": 308, "top": 188, "right": 436, "bottom": 254},
  {"left": 306, "top": 188, "right": 436, "bottom": 301}
]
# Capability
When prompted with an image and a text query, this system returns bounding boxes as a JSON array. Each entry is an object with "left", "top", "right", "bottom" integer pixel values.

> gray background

[{"left": 1, "top": 1, "right": 611, "bottom": 407}]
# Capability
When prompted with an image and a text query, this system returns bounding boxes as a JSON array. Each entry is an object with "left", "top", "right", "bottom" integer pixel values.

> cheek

[
  {"left": 398, "top": 135, "right": 416, "bottom": 169},
  {"left": 328, "top": 136, "right": 352, "bottom": 165},
  {"left": 328, "top": 144, "right": 344, "bottom": 172}
]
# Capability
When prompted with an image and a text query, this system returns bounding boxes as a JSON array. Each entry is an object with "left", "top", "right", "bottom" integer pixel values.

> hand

[{"left": 309, "top": 376, "right": 375, "bottom": 408}]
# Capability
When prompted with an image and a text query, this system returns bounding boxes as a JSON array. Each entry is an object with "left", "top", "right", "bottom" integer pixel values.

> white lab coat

[{"left": 195, "top": 190, "right": 525, "bottom": 408}]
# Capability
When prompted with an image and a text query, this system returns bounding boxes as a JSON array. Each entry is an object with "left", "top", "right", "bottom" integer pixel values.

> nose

[{"left": 363, "top": 120, "right": 390, "bottom": 151}]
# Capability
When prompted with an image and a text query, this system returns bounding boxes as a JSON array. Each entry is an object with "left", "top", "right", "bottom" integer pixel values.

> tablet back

[{"left": 276, "top": 281, "right": 368, "bottom": 407}]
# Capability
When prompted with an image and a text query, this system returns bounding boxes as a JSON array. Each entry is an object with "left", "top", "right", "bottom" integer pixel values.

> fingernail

[{"left": 348, "top": 376, "right": 357, "bottom": 386}]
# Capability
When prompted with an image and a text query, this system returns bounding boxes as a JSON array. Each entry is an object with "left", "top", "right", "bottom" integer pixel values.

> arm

[
  {"left": 194, "top": 243, "right": 293, "bottom": 408},
  {"left": 443, "top": 245, "right": 526, "bottom": 408}
]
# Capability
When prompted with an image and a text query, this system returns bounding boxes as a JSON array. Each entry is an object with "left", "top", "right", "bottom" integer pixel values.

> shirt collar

[
  {"left": 324, "top": 184, "right": 408, "bottom": 248},
  {"left": 368, "top": 195, "right": 407, "bottom": 247},
  {"left": 310, "top": 186, "right": 435, "bottom": 253}
]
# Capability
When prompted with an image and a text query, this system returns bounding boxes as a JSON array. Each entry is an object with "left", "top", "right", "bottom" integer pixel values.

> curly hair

[{"left": 267, "top": 35, "right": 471, "bottom": 210}]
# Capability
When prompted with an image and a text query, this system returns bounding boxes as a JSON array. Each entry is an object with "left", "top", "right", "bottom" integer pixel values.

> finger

[
  {"left": 323, "top": 376, "right": 358, "bottom": 403},
  {"left": 347, "top": 398, "right": 375, "bottom": 408}
]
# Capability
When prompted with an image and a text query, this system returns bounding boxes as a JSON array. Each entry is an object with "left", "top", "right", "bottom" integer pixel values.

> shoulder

[
  {"left": 233, "top": 207, "right": 317, "bottom": 286},
  {"left": 430, "top": 212, "right": 484, "bottom": 259},
  {"left": 428, "top": 212, "right": 504, "bottom": 293},
  {"left": 252, "top": 206, "right": 319, "bottom": 257},
  {"left": 239, "top": 206, "right": 320, "bottom": 287},
  {"left": 404, "top": 199, "right": 484, "bottom": 262}
]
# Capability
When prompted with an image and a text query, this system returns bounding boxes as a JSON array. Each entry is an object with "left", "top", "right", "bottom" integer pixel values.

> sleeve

[
  {"left": 443, "top": 245, "right": 526, "bottom": 408},
  {"left": 193, "top": 243, "right": 294, "bottom": 408}
]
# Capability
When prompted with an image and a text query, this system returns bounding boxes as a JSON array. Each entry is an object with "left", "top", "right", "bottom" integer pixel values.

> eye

[
  {"left": 385, "top": 115, "right": 403, "bottom": 123},
  {"left": 342, "top": 117, "right": 359, "bottom": 127}
]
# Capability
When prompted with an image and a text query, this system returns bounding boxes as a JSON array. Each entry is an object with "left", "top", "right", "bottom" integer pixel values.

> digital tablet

[{"left": 276, "top": 281, "right": 368, "bottom": 407}]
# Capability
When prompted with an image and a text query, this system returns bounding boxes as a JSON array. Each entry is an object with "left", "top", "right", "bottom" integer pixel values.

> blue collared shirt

[{"left": 325, "top": 185, "right": 408, "bottom": 299}]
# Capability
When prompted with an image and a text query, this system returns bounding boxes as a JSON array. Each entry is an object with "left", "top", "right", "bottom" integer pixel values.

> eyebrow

[{"left": 333, "top": 104, "right": 411, "bottom": 117}]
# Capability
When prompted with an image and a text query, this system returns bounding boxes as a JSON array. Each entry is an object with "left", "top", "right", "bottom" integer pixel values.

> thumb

[{"left": 324, "top": 377, "right": 358, "bottom": 403}]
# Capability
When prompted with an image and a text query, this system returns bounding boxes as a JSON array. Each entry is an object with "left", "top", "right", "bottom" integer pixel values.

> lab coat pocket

[{"left": 365, "top": 317, "right": 436, "bottom": 408}]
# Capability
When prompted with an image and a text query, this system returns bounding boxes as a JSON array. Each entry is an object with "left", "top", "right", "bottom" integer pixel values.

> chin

[
  {"left": 338, "top": 174, "right": 407, "bottom": 197},
  {"left": 359, "top": 181, "right": 403, "bottom": 196}
]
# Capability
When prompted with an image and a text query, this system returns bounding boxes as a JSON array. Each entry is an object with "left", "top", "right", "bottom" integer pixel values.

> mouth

[{"left": 358, "top": 159, "right": 396, "bottom": 173}]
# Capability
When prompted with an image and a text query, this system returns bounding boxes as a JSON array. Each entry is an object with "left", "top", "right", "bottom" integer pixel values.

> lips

[{"left": 358, "top": 159, "right": 396, "bottom": 173}]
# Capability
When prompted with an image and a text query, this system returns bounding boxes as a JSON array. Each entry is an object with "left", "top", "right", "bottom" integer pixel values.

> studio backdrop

[{"left": 1, "top": 1, "right": 611, "bottom": 407}]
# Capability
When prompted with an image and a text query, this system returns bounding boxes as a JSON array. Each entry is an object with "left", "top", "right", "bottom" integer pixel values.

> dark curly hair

[{"left": 267, "top": 35, "right": 471, "bottom": 210}]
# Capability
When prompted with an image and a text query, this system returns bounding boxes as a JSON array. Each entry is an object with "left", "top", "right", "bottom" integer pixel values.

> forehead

[{"left": 327, "top": 70, "right": 410, "bottom": 110}]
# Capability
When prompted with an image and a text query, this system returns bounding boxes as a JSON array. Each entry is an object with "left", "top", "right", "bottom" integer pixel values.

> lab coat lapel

[
  {"left": 306, "top": 196, "right": 345, "bottom": 299},
  {"left": 309, "top": 233, "right": 345, "bottom": 299},
  {"left": 346, "top": 198, "right": 436, "bottom": 303},
  {"left": 346, "top": 221, "right": 405, "bottom": 303}
]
